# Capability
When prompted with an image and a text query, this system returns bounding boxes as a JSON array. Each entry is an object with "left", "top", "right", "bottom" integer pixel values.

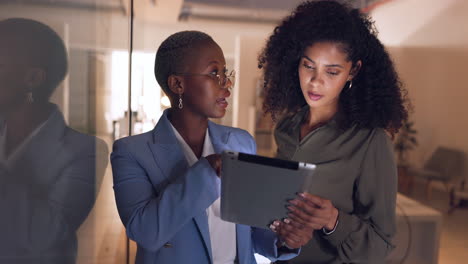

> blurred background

[{"left": 0, "top": 0, "right": 467, "bottom": 263}]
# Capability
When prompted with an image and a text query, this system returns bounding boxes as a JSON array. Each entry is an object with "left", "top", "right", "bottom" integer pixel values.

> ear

[
  {"left": 168, "top": 75, "right": 184, "bottom": 95},
  {"left": 24, "top": 67, "right": 46, "bottom": 88},
  {"left": 348, "top": 60, "right": 362, "bottom": 81}
]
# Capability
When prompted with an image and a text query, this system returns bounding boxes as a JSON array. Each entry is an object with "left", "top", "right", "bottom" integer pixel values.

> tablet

[{"left": 220, "top": 151, "right": 316, "bottom": 229}]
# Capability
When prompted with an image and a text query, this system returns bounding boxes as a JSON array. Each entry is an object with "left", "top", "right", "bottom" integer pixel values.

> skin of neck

[
  {"left": 168, "top": 107, "right": 209, "bottom": 156},
  {"left": 306, "top": 101, "right": 339, "bottom": 128}
]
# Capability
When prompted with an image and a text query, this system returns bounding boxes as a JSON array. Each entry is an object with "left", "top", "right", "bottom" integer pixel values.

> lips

[
  {"left": 308, "top": 92, "right": 323, "bottom": 101},
  {"left": 216, "top": 98, "right": 228, "bottom": 108}
]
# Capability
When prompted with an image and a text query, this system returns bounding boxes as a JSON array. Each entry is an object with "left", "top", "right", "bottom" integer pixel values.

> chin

[
  {"left": 305, "top": 101, "right": 319, "bottom": 108},
  {"left": 209, "top": 110, "right": 226, "bottom": 119},
  {"left": 307, "top": 98, "right": 329, "bottom": 108}
]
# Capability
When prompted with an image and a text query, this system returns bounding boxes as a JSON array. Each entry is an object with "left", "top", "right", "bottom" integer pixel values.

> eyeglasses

[{"left": 175, "top": 69, "right": 236, "bottom": 88}]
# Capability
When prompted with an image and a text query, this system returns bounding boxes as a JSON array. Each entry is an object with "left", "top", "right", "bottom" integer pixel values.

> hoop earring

[
  {"left": 27, "top": 91, "right": 34, "bottom": 103},
  {"left": 178, "top": 93, "right": 183, "bottom": 109},
  {"left": 347, "top": 80, "right": 353, "bottom": 91}
]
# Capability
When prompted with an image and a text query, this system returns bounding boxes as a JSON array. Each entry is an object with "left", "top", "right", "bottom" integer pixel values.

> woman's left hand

[{"left": 287, "top": 192, "right": 339, "bottom": 231}]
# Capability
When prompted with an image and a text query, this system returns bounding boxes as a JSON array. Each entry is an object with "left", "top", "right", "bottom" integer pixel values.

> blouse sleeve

[{"left": 321, "top": 129, "right": 397, "bottom": 263}]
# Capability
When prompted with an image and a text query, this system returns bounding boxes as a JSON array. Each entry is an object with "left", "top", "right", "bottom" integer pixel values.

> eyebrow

[
  {"left": 205, "top": 61, "right": 228, "bottom": 72},
  {"left": 302, "top": 55, "right": 344, "bottom": 69},
  {"left": 206, "top": 60, "right": 220, "bottom": 66}
]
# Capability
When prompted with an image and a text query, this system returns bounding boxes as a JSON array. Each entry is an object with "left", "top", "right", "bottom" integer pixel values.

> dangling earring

[
  {"left": 347, "top": 80, "right": 353, "bottom": 91},
  {"left": 27, "top": 91, "right": 34, "bottom": 103},
  {"left": 178, "top": 93, "right": 183, "bottom": 109}
]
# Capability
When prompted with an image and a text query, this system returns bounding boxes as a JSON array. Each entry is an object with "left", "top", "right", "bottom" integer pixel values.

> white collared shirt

[{"left": 170, "top": 123, "right": 236, "bottom": 264}]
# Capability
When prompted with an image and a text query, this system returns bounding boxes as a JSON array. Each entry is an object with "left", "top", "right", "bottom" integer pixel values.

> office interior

[{"left": 0, "top": 0, "right": 467, "bottom": 263}]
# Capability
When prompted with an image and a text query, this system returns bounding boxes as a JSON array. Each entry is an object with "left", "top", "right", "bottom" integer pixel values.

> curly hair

[{"left": 258, "top": 0, "right": 408, "bottom": 134}]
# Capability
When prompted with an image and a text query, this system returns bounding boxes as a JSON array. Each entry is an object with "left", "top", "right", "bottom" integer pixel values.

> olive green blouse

[{"left": 274, "top": 107, "right": 397, "bottom": 263}]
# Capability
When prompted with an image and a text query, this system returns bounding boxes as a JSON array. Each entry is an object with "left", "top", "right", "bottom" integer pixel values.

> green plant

[{"left": 394, "top": 120, "right": 418, "bottom": 166}]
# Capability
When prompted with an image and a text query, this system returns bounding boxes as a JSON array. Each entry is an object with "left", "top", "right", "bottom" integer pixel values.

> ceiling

[
  {"left": 1, "top": 0, "right": 124, "bottom": 12},
  {"left": 185, "top": 0, "right": 312, "bottom": 10},
  {"left": 181, "top": 0, "right": 387, "bottom": 23},
  {"left": 183, "top": 0, "right": 388, "bottom": 12},
  {"left": 1, "top": 0, "right": 389, "bottom": 23}
]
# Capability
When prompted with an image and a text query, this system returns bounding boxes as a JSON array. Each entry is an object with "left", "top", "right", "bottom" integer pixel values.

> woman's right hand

[
  {"left": 205, "top": 154, "right": 222, "bottom": 177},
  {"left": 287, "top": 193, "right": 339, "bottom": 232},
  {"left": 270, "top": 219, "right": 314, "bottom": 249}
]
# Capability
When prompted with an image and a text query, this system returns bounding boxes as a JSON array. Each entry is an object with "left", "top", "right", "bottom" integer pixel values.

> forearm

[
  {"left": 115, "top": 158, "right": 219, "bottom": 251},
  {"left": 321, "top": 210, "right": 395, "bottom": 262}
]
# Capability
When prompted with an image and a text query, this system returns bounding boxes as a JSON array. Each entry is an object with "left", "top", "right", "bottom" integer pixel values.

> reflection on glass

[
  {"left": 0, "top": 0, "right": 134, "bottom": 263},
  {"left": 0, "top": 18, "right": 108, "bottom": 263},
  {"left": 111, "top": 51, "right": 164, "bottom": 140}
]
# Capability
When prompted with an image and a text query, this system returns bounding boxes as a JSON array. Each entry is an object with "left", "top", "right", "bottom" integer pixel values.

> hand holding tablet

[{"left": 220, "top": 151, "right": 316, "bottom": 229}]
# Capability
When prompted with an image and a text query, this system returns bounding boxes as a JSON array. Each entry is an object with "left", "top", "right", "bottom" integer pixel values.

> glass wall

[{"left": 0, "top": 1, "right": 131, "bottom": 263}]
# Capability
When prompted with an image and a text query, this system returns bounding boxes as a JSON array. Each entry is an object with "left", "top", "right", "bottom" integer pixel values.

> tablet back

[{"left": 220, "top": 151, "right": 316, "bottom": 229}]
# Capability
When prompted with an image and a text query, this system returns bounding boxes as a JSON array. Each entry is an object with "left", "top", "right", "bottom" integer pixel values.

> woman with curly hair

[{"left": 260, "top": 1, "right": 408, "bottom": 263}]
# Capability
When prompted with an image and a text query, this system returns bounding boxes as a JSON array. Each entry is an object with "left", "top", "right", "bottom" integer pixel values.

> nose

[
  {"left": 224, "top": 78, "right": 233, "bottom": 89},
  {"left": 220, "top": 79, "right": 234, "bottom": 94},
  {"left": 309, "top": 72, "right": 324, "bottom": 86},
  {"left": 221, "top": 70, "right": 235, "bottom": 89}
]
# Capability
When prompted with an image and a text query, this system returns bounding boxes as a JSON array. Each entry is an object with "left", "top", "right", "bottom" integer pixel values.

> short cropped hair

[{"left": 154, "top": 30, "right": 213, "bottom": 96}]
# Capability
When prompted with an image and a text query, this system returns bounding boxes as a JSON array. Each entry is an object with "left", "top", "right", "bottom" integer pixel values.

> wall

[
  {"left": 233, "top": 34, "right": 269, "bottom": 135},
  {"left": 372, "top": 0, "right": 468, "bottom": 183}
]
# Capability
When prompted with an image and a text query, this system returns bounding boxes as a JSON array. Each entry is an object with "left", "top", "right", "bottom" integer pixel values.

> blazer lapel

[
  {"left": 208, "top": 121, "right": 231, "bottom": 154},
  {"left": 148, "top": 118, "right": 231, "bottom": 177},
  {"left": 148, "top": 110, "right": 216, "bottom": 262},
  {"left": 147, "top": 111, "right": 187, "bottom": 185},
  {"left": 194, "top": 212, "right": 213, "bottom": 263}
]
